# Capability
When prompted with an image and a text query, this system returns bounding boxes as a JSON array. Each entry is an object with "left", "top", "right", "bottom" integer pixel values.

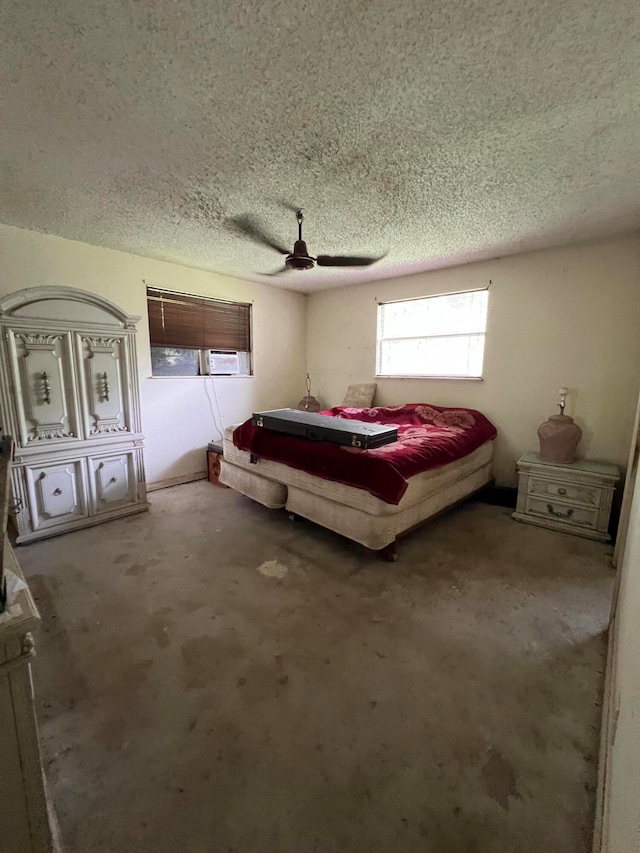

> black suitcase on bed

[{"left": 252, "top": 408, "right": 398, "bottom": 449}]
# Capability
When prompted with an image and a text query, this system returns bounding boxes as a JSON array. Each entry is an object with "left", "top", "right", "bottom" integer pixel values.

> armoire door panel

[
  {"left": 78, "top": 335, "right": 131, "bottom": 436},
  {"left": 9, "top": 331, "right": 80, "bottom": 445},
  {"left": 25, "top": 460, "right": 87, "bottom": 530},
  {"left": 89, "top": 452, "right": 136, "bottom": 511}
]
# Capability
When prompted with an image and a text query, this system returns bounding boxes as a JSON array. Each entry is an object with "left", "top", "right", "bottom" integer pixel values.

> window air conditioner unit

[{"left": 209, "top": 351, "right": 242, "bottom": 375}]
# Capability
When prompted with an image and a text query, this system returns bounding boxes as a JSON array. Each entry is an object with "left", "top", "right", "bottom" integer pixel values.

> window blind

[{"left": 147, "top": 287, "right": 251, "bottom": 351}]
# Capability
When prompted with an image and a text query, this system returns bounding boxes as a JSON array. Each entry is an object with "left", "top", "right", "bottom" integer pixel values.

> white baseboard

[{"left": 147, "top": 471, "right": 207, "bottom": 492}]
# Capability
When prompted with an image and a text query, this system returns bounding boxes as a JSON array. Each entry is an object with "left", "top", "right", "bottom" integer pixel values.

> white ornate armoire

[{"left": 0, "top": 287, "right": 148, "bottom": 543}]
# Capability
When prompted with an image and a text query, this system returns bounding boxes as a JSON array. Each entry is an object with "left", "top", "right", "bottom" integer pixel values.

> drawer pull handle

[
  {"left": 547, "top": 503, "right": 574, "bottom": 520},
  {"left": 557, "top": 487, "right": 567, "bottom": 496},
  {"left": 101, "top": 372, "right": 110, "bottom": 403},
  {"left": 42, "top": 371, "right": 51, "bottom": 405},
  {"left": 110, "top": 477, "right": 118, "bottom": 484},
  {"left": 9, "top": 498, "right": 23, "bottom": 515},
  {"left": 53, "top": 488, "right": 62, "bottom": 496}
]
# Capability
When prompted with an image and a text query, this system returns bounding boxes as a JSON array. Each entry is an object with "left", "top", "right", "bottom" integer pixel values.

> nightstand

[{"left": 513, "top": 452, "right": 619, "bottom": 541}]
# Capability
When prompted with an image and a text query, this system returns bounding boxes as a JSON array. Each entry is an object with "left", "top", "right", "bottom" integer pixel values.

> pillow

[{"left": 341, "top": 383, "right": 377, "bottom": 408}]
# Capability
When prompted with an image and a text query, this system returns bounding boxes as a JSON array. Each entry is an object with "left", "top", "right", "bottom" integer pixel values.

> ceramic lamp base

[
  {"left": 297, "top": 395, "right": 321, "bottom": 413},
  {"left": 537, "top": 414, "right": 582, "bottom": 464}
]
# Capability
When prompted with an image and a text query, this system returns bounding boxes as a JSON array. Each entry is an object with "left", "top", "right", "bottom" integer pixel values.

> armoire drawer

[
  {"left": 25, "top": 460, "right": 88, "bottom": 531},
  {"left": 89, "top": 451, "right": 137, "bottom": 512}
]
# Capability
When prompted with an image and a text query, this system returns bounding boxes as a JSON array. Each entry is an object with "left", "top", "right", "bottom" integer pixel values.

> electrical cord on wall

[
  {"left": 210, "top": 373, "right": 226, "bottom": 436},
  {"left": 203, "top": 374, "right": 224, "bottom": 442}
]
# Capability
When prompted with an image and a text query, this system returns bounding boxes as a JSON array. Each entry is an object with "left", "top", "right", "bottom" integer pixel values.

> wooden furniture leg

[{"left": 379, "top": 540, "right": 399, "bottom": 562}]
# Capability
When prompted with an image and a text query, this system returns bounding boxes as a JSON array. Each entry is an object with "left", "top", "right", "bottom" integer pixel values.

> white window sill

[
  {"left": 149, "top": 374, "right": 254, "bottom": 379},
  {"left": 375, "top": 374, "right": 484, "bottom": 381}
]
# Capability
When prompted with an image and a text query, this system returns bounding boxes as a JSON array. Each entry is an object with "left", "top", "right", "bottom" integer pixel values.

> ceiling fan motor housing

[{"left": 286, "top": 240, "right": 315, "bottom": 270}]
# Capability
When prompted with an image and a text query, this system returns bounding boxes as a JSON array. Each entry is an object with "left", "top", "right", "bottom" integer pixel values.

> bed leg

[{"left": 379, "top": 541, "right": 399, "bottom": 562}]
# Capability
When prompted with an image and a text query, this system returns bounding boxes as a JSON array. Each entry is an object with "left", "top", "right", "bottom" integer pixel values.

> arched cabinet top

[{"left": 0, "top": 286, "right": 140, "bottom": 328}]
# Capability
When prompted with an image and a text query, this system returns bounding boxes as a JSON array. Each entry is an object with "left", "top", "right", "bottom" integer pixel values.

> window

[
  {"left": 147, "top": 287, "right": 252, "bottom": 376},
  {"left": 376, "top": 288, "right": 488, "bottom": 379}
]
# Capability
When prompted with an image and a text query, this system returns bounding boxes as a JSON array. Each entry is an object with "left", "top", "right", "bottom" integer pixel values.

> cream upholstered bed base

[
  {"left": 219, "top": 426, "right": 493, "bottom": 552},
  {"left": 284, "top": 464, "right": 491, "bottom": 550}
]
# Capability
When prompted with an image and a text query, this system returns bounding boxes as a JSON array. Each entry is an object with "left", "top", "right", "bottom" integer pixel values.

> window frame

[
  {"left": 375, "top": 287, "right": 489, "bottom": 381},
  {"left": 146, "top": 286, "right": 253, "bottom": 378}
]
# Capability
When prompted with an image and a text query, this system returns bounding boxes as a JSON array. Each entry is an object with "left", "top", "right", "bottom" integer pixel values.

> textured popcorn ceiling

[{"left": 2, "top": 0, "right": 639, "bottom": 293}]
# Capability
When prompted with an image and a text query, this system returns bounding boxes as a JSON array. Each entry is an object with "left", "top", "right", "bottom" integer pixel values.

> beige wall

[
  {"left": 2, "top": 224, "right": 638, "bottom": 491},
  {"left": 0, "top": 224, "right": 306, "bottom": 487},
  {"left": 306, "top": 235, "right": 640, "bottom": 486}
]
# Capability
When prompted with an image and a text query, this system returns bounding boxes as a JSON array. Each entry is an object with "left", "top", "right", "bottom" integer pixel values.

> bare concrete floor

[{"left": 19, "top": 481, "right": 613, "bottom": 853}]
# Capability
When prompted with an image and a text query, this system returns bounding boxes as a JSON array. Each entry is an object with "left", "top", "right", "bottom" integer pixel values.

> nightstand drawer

[
  {"left": 527, "top": 476, "right": 601, "bottom": 508},
  {"left": 524, "top": 495, "right": 598, "bottom": 529}
]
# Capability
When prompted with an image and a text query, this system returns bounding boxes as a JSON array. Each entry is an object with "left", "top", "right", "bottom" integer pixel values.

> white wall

[
  {"left": 306, "top": 235, "right": 640, "bottom": 486},
  {"left": 0, "top": 224, "right": 306, "bottom": 488},
  {"left": 601, "top": 453, "right": 640, "bottom": 851}
]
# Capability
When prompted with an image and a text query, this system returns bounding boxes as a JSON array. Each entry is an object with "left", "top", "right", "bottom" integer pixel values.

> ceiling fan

[{"left": 230, "top": 209, "right": 383, "bottom": 275}]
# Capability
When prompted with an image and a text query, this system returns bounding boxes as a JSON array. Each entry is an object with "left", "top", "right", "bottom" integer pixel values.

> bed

[{"left": 220, "top": 403, "right": 497, "bottom": 558}]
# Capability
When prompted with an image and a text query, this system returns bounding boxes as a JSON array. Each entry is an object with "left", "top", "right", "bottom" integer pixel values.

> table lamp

[
  {"left": 537, "top": 386, "right": 582, "bottom": 464},
  {"left": 297, "top": 373, "right": 321, "bottom": 413}
]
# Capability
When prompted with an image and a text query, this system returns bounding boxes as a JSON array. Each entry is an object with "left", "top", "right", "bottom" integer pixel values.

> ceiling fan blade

[
  {"left": 260, "top": 265, "right": 291, "bottom": 276},
  {"left": 228, "top": 215, "right": 289, "bottom": 255},
  {"left": 277, "top": 200, "right": 304, "bottom": 213},
  {"left": 315, "top": 254, "right": 383, "bottom": 267}
]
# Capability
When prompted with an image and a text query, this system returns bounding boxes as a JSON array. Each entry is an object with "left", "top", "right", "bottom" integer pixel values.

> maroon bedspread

[{"left": 233, "top": 404, "right": 497, "bottom": 505}]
